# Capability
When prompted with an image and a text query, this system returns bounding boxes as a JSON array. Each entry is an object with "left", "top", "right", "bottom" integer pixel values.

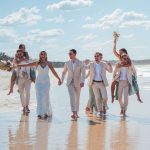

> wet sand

[{"left": 0, "top": 67, "right": 150, "bottom": 150}]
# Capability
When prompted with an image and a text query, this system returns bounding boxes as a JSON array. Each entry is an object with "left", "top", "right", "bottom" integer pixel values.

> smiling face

[
  {"left": 40, "top": 51, "right": 47, "bottom": 62},
  {"left": 17, "top": 51, "right": 24, "bottom": 59},
  {"left": 119, "top": 49, "right": 124, "bottom": 56},
  {"left": 121, "top": 54, "right": 128, "bottom": 64},
  {"left": 94, "top": 52, "right": 103, "bottom": 62},
  {"left": 68, "top": 49, "right": 76, "bottom": 60}
]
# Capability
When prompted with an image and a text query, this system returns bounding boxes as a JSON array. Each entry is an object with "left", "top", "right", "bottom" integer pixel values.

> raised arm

[
  {"left": 113, "top": 32, "right": 121, "bottom": 60},
  {"left": 113, "top": 36, "right": 120, "bottom": 59},
  {"left": 17, "top": 61, "right": 38, "bottom": 67},
  {"left": 61, "top": 63, "right": 68, "bottom": 83},
  {"left": 48, "top": 62, "right": 61, "bottom": 84}
]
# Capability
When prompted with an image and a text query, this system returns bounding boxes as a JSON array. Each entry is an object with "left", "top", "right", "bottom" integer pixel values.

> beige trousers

[
  {"left": 18, "top": 78, "right": 31, "bottom": 107},
  {"left": 92, "top": 82, "right": 108, "bottom": 112},
  {"left": 118, "top": 80, "right": 130, "bottom": 110},
  {"left": 67, "top": 81, "right": 81, "bottom": 112}
]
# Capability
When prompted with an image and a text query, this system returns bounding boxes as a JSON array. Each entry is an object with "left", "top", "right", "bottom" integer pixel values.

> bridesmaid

[
  {"left": 83, "top": 59, "right": 97, "bottom": 113},
  {"left": 112, "top": 32, "right": 142, "bottom": 103},
  {"left": 17, "top": 51, "right": 61, "bottom": 119}
]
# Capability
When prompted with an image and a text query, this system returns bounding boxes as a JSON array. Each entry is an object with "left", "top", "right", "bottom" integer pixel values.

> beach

[{"left": 0, "top": 65, "right": 150, "bottom": 150}]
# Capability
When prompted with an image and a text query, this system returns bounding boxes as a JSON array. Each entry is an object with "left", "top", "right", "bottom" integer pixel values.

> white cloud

[
  {"left": 85, "top": 16, "right": 93, "bottom": 22},
  {"left": 81, "top": 40, "right": 113, "bottom": 51},
  {"left": 0, "top": 28, "right": 19, "bottom": 42},
  {"left": 0, "top": 28, "right": 64, "bottom": 45},
  {"left": 130, "top": 45, "right": 147, "bottom": 49},
  {"left": 83, "top": 9, "right": 150, "bottom": 30},
  {"left": 46, "top": 0, "right": 93, "bottom": 11},
  {"left": 45, "top": 15, "right": 65, "bottom": 23},
  {"left": 0, "top": 7, "right": 42, "bottom": 26},
  {"left": 24, "top": 29, "right": 64, "bottom": 42},
  {"left": 75, "top": 34, "right": 97, "bottom": 41},
  {"left": 68, "top": 19, "right": 75, "bottom": 23},
  {"left": 122, "top": 34, "right": 134, "bottom": 39}
]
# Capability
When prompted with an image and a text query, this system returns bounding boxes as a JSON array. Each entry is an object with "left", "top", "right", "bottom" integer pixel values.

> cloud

[
  {"left": 24, "top": 29, "right": 64, "bottom": 42},
  {"left": 0, "top": 28, "right": 64, "bottom": 44},
  {"left": 81, "top": 40, "right": 113, "bottom": 51},
  {"left": 68, "top": 19, "right": 75, "bottom": 23},
  {"left": 85, "top": 16, "right": 93, "bottom": 22},
  {"left": 122, "top": 34, "right": 134, "bottom": 39},
  {"left": 0, "top": 7, "right": 42, "bottom": 26},
  {"left": 75, "top": 34, "right": 97, "bottom": 41},
  {"left": 130, "top": 45, "right": 147, "bottom": 49},
  {"left": 83, "top": 9, "right": 150, "bottom": 30},
  {"left": 0, "top": 28, "right": 19, "bottom": 42},
  {"left": 46, "top": 0, "right": 93, "bottom": 11},
  {"left": 45, "top": 15, "right": 65, "bottom": 23}
]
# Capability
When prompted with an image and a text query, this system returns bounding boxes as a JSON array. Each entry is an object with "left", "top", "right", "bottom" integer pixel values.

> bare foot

[
  {"left": 103, "top": 106, "right": 107, "bottom": 114},
  {"left": 123, "top": 110, "right": 127, "bottom": 117},
  {"left": 7, "top": 89, "right": 13, "bottom": 95},
  {"left": 85, "top": 107, "right": 90, "bottom": 111},
  {"left": 120, "top": 109, "right": 123, "bottom": 115},
  {"left": 71, "top": 115, "right": 77, "bottom": 121},
  {"left": 38, "top": 115, "right": 42, "bottom": 119},
  {"left": 137, "top": 99, "right": 143, "bottom": 103}
]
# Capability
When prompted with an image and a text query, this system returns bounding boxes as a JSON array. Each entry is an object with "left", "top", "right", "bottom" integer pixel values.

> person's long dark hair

[
  {"left": 120, "top": 48, "right": 128, "bottom": 54},
  {"left": 38, "top": 51, "right": 47, "bottom": 64}
]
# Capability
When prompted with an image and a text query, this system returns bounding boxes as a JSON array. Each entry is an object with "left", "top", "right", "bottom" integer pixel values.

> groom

[{"left": 61, "top": 49, "right": 85, "bottom": 120}]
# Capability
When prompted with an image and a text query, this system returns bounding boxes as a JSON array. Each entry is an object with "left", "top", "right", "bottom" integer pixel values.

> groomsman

[
  {"left": 61, "top": 49, "right": 85, "bottom": 120},
  {"left": 17, "top": 50, "right": 31, "bottom": 113},
  {"left": 88, "top": 52, "right": 112, "bottom": 116}
]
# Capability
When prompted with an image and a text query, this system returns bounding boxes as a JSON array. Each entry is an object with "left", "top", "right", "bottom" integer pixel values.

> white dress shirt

[
  {"left": 94, "top": 63, "right": 102, "bottom": 81},
  {"left": 71, "top": 60, "right": 76, "bottom": 72}
]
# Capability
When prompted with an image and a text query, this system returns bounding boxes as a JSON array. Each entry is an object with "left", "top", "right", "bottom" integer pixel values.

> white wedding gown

[{"left": 35, "top": 65, "right": 52, "bottom": 117}]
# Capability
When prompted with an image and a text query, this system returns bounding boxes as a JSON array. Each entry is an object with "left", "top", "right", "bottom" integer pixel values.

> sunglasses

[
  {"left": 95, "top": 55, "right": 103, "bottom": 57},
  {"left": 18, "top": 53, "right": 23, "bottom": 56}
]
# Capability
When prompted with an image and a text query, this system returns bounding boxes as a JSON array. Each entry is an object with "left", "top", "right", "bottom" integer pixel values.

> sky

[{"left": 0, "top": 0, "right": 150, "bottom": 61}]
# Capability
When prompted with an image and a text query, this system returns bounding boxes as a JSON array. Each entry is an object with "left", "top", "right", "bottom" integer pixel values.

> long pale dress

[{"left": 35, "top": 65, "right": 52, "bottom": 117}]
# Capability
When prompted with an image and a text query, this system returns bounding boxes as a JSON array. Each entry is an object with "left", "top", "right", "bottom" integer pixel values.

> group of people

[{"left": 8, "top": 33, "right": 142, "bottom": 120}]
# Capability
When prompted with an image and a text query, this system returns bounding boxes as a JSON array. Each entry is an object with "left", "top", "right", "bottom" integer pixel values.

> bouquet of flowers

[{"left": 0, "top": 60, "right": 15, "bottom": 71}]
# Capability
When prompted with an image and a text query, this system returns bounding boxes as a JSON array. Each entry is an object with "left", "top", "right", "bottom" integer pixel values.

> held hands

[
  {"left": 80, "top": 83, "right": 84, "bottom": 88},
  {"left": 58, "top": 79, "right": 62, "bottom": 85}
]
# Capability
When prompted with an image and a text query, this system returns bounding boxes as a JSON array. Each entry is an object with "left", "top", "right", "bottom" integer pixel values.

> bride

[{"left": 17, "top": 51, "right": 61, "bottom": 119}]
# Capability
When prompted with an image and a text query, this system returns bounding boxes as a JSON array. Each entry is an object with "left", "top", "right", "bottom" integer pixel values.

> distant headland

[{"left": 0, "top": 52, "right": 150, "bottom": 68}]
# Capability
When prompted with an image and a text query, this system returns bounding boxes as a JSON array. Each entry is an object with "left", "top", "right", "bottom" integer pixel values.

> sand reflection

[
  {"left": 66, "top": 122, "right": 78, "bottom": 150},
  {"left": 33, "top": 119, "right": 51, "bottom": 150},
  {"left": 108, "top": 118, "right": 135, "bottom": 150},
  {"left": 86, "top": 115, "right": 107, "bottom": 150},
  {"left": 9, "top": 113, "right": 33, "bottom": 150}
]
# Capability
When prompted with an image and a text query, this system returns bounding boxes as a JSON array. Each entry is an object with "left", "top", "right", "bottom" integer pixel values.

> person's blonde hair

[{"left": 38, "top": 51, "right": 47, "bottom": 64}]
